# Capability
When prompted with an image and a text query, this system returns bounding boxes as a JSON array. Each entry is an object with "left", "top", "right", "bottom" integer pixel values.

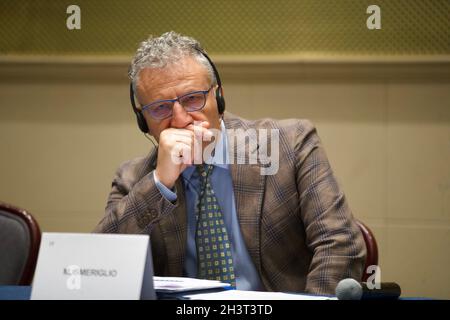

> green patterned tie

[{"left": 195, "top": 164, "right": 236, "bottom": 287}]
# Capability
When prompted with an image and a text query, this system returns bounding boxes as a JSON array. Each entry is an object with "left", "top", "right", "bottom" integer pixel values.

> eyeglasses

[{"left": 141, "top": 86, "right": 213, "bottom": 120}]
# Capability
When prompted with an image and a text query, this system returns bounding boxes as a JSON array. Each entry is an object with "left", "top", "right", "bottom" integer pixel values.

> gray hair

[{"left": 129, "top": 31, "right": 216, "bottom": 93}]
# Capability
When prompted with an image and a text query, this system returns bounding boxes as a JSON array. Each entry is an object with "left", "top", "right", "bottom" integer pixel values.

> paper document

[
  {"left": 182, "top": 290, "right": 337, "bottom": 300},
  {"left": 154, "top": 277, "right": 231, "bottom": 293}
]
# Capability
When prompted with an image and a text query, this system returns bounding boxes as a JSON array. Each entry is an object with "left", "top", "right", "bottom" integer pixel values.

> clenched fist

[{"left": 155, "top": 121, "right": 213, "bottom": 188}]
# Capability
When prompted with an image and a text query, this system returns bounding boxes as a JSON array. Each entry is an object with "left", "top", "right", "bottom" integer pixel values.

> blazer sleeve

[
  {"left": 294, "top": 120, "right": 367, "bottom": 295},
  {"left": 93, "top": 159, "right": 179, "bottom": 234}
]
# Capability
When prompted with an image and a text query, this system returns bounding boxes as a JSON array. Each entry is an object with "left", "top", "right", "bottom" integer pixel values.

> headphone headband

[{"left": 195, "top": 47, "right": 222, "bottom": 88}]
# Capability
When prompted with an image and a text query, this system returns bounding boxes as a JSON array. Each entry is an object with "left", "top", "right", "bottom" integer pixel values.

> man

[{"left": 94, "top": 31, "right": 366, "bottom": 295}]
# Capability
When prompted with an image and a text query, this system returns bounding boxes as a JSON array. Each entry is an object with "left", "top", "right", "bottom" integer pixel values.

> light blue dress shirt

[{"left": 153, "top": 121, "right": 263, "bottom": 290}]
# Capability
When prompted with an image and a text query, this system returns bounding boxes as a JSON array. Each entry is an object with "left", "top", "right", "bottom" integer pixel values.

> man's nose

[{"left": 170, "top": 101, "right": 192, "bottom": 128}]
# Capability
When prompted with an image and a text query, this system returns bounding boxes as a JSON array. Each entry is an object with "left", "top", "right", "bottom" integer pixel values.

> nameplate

[{"left": 30, "top": 233, "right": 155, "bottom": 300}]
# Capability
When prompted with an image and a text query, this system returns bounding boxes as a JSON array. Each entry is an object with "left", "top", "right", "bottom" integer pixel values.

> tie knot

[{"left": 197, "top": 164, "right": 214, "bottom": 181}]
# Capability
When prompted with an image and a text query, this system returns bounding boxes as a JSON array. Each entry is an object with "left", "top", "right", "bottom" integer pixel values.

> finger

[
  {"left": 200, "top": 121, "right": 210, "bottom": 128},
  {"left": 168, "top": 129, "right": 194, "bottom": 139},
  {"left": 186, "top": 124, "right": 213, "bottom": 141},
  {"left": 185, "top": 120, "right": 210, "bottom": 131},
  {"left": 173, "top": 136, "right": 193, "bottom": 146}
]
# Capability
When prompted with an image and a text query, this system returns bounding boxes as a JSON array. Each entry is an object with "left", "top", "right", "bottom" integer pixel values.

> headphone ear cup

[
  {"left": 135, "top": 112, "right": 149, "bottom": 133},
  {"left": 215, "top": 87, "right": 225, "bottom": 114},
  {"left": 130, "top": 83, "right": 149, "bottom": 134}
]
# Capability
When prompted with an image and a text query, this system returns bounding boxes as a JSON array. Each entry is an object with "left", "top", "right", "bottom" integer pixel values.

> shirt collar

[{"left": 182, "top": 120, "right": 229, "bottom": 180}]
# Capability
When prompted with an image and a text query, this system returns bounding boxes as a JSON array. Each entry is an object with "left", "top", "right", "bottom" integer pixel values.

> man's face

[{"left": 135, "top": 56, "right": 221, "bottom": 141}]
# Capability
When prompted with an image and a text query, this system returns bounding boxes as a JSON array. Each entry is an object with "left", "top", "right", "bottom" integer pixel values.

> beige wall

[{"left": 0, "top": 58, "right": 449, "bottom": 298}]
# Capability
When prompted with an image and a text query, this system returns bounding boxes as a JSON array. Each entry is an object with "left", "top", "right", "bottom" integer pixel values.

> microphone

[{"left": 335, "top": 278, "right": 401, "bottom": 300}]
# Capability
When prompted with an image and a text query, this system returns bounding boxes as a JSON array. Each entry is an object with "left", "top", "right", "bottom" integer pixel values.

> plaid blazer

[{"left": 94, "top": 112, "right": 366, "bottom": 295}]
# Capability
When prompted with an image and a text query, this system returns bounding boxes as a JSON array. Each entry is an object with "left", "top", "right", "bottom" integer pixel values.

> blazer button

[
  {"left": 150, "top": 209, "right": 158, "bottom": 219},
  {"left": 140, "top": 215, "right": 150, "bottom": 227}
]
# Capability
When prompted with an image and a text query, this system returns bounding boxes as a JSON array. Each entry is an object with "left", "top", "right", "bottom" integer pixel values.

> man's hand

[{"left": 155, "top": 121, "right": 212, "bottom": 189}]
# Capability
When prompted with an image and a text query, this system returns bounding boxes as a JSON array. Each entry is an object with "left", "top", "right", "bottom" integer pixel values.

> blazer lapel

[
  {"left": 230, "top": 163, "right": 265, "bottom": 276},
  {"left": 225, "top": 113, "right": 267, "bottom": 276}
]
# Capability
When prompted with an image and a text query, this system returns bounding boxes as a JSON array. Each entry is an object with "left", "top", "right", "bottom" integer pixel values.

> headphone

[{"left": 129, "top": 47, "right": 225, "bottom": 134}]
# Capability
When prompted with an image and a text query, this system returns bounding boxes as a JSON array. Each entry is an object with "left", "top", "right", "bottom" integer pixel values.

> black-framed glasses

[{"left": 141, "top": 86, "right": 213, "bottom": 120}]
